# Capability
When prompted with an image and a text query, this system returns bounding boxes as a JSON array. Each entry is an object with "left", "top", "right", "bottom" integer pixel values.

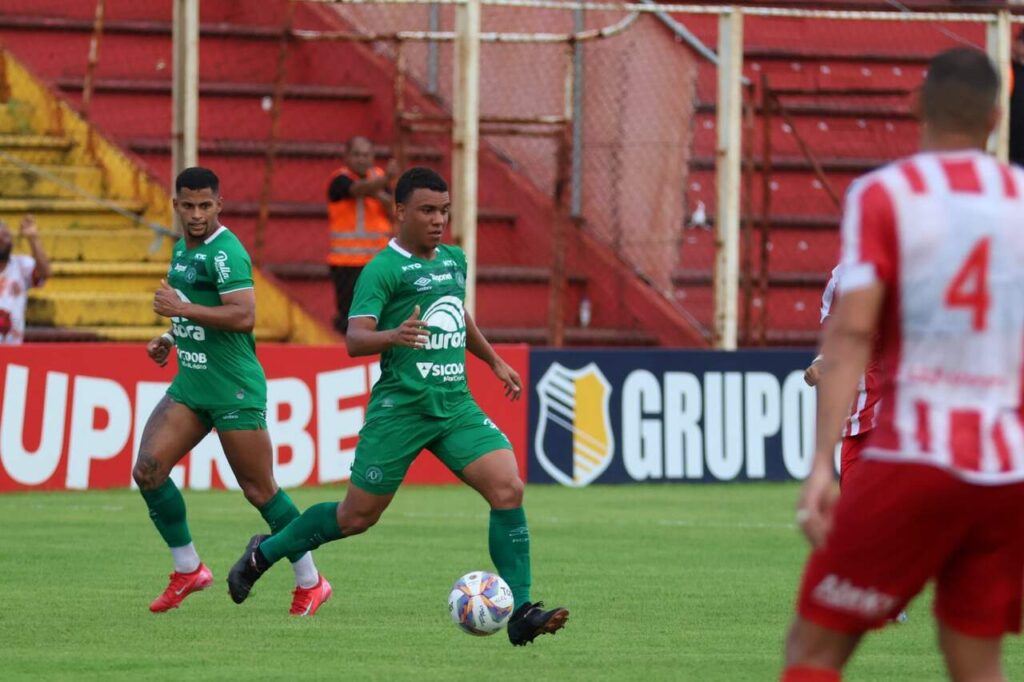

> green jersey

[
  {"left": 165, "top": 225, "right": 267, "bottom": 410},
  {"left": 350, "top": 239, "right": 472, "bottom": 418}
]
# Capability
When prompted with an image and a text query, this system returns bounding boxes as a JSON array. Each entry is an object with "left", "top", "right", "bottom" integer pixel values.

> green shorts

[
  {"left": 167, "top": 390, "right": 267, "bottom": 432},
  {"left": 351, "top": 401, "right": 513, "bottom": 495}
]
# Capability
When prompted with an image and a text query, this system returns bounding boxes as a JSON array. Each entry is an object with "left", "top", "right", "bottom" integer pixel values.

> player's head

[
  {"left": 919, "top": 48, "right": 999, "bottom": 146},
  {"left": 0, "top": 221, "right": 11, "bottom": 260},
  {"left": 345, "top": 136, "right": 374, "bottom": 177},
  {"left": 395, "top": 167, "right": 449, "bottom": 251},
  {"left": 173, "top": 167, "right": 222, "bottom": 241}
]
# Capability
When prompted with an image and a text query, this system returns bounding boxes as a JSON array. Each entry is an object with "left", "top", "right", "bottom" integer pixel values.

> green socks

[
  {"left": 258, "top": 489, "right": 305, "bottom": 563},
  {"left": 259, "top": 501, "right": 343, "bottom": 565},
  {"left": 489, "top": 507, "right": 532, "bottom": 609},
  {"left": 140, "top": 478, "right": 192, "bottom": 548}
]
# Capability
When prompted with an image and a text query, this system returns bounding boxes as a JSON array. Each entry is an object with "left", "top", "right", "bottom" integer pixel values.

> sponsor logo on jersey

[
  {"left": 534, "top": 362, "right": 614, "bottom": 487},
  {"left": 414, "top": 276, "right": 432, "bottom": 290},
  {"left": 194, "top": 253, "right": 207, "bottom": 261},
  {"left": 421, "top": 296, "right": 468, "bottom": 351},
  {"left": 173, "top": 263, "right": 188, "bottom": 272},
  {"left": 402, "top": 263, "right": 422, "bottom": 272},
  {"left": 430, "top": 272, "right": 453, "bottom": 283},
  {"left": 415, "top": 362, "right": 466, "bottom": 382},
  {"left": 177, "top": 349, "right": 208, "bottom": 370},
  {"left": 214, "top": 251, "right": 231, "bottom": 284}
]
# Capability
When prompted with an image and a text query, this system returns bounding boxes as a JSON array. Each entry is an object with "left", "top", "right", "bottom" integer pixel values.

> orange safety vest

[{"left": 326, "top": 165, "right": 392, "bottom": 267}]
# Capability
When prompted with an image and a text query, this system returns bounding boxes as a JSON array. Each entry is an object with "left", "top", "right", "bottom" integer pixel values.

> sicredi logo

[{"left": 534, "top": 363, "right": 614, "bottom": 487}]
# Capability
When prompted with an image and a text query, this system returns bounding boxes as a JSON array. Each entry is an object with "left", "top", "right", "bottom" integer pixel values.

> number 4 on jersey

[{"left": 944, "top": 237, "right": 990, "bottom": 332}]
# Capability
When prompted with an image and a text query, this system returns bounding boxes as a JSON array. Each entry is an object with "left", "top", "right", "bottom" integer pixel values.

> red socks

[{"left": 781, "top": 666, "right": 842, "bottom": 682}]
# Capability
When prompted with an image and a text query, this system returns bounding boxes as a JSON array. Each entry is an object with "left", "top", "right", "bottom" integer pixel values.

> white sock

[
  {"left": 291, "top": 552, "right": 319, "bottom": 589},
  {"left": 170, "top": 543, "right": 201, "bottom": 574}
]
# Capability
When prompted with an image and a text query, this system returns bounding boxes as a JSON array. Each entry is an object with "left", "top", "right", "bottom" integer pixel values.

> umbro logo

[
  {"left": 414, "top": 277, "right": 431, "bottom": 288},
  {"left": 417, "top": 362, "right": 433, "bottom": 378}
]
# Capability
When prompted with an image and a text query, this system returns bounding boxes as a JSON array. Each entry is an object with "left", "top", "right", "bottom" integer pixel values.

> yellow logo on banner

[{"left": 534, "top": 362, "right": 614, "bottom": 487}]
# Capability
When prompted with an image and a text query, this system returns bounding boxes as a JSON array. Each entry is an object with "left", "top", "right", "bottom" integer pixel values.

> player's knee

[
  {"left": 488, "top": 476, "right": 524, "bottom": 509},
  {"left": 132, "top": 453, "right": 166, "bottom": 490},
  {"left": 783, "top": 621, "right": 805, "bottom": 667},
  {"left": 239, "top": 480, "right": 276, "bottom": 508}
]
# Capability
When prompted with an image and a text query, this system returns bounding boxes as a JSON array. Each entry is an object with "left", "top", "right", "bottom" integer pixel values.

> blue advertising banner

[{"left": 529, "top": 350, "right": 818, "bottom": 485}]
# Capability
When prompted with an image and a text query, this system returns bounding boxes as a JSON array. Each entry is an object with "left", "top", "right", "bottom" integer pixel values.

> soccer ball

[{"left": 447, "top": 571, "right": 514, "bottom": 636}]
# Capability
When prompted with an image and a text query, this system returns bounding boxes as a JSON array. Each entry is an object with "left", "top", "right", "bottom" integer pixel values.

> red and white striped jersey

[
  {"left": 820, "top": 264, "right": 881, "bottom": 437},
  {"left": 840, "top": 149, "right": 1024, "bottom": 485}
]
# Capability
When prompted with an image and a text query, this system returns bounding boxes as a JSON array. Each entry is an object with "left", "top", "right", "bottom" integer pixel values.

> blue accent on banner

[{"left": 529, "top": 350, "right": 817, "bottom": 485}]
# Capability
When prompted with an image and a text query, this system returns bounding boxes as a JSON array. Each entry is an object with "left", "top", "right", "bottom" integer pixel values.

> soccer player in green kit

[
  {"left": 228, "top": 167, "right": 569, "bottom": 645},
  {"left": 136, "top": 167, "right": 331, "bottom": 616}
]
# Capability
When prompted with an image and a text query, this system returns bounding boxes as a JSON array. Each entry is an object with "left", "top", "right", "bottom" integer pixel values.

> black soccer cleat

[
  {"left": 506, "top": 601, "right": 569, "bottom": 646},
  {"left": 227, "top": 534, "right": 270, "bottom": 604}
]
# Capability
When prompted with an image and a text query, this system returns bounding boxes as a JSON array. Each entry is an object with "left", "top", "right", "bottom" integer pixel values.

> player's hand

[
  {"left": 19, "top": 215, "right": 39, "bottom": 240},
  {"left": 153, "top": 279, "right": 184, "bottom": 318},
  {"left": 146, "top": 334, "right": 173, "bottom": 368},
  {"left": 492, "top": 358, "right": 523, "bottom": 400},
  {"left": 804, "top": 357, "right": 824, "bottom": 387},
  {"left": 390, "top": 304, "right": 430, "bottom": 349},
  {"left": 796, "top": 461, "right": 838, "bottom": 548}
]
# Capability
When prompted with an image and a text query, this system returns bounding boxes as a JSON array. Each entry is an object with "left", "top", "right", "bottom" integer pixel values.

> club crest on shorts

[{"left": 534, "top": 362, "right": 614, "bottom": 487}]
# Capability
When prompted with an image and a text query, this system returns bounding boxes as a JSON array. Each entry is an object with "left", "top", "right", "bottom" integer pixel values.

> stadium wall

[
  {"left": 0, "top": 344, "right": 528, "bottom": 492},
  {"left": 0, "top": 345, "right": 820, "bottom": 492}
]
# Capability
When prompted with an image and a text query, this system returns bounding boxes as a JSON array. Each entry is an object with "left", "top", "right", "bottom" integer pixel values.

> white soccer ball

[{"left": 447, "top": 571, "right": 514, "bottom": 636}]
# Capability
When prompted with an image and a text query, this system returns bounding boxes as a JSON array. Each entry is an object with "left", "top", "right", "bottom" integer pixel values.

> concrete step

[
  {"left": 27, "top": 291, "right": 160, "bottom": 326},
  {"left": 0, "top": 164, "right": 104, "bottom": 199},
  {"left": 45, "top": 262, "right": 167, "bottom": 292},
  {"left": 0, "top": 134, "right": 74, "bottom": 165},
  {"left": 36, "top": 229, "right": 173, "bottom": 262},
  {"left": 57, "top": 79, "right": 376, "bottom": 143},
  {"left": 0, "top": 198, "right": 149, "bottom": 231}
]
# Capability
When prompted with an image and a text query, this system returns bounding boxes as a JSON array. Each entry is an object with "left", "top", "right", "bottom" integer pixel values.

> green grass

[{"left": 1, "top": 484, "right": 1021, "bottom": 681}]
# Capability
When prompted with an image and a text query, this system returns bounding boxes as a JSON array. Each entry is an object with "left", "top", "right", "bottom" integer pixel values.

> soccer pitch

[{"left": 2, "top": 484, "right": 1021, "bottom": 681}]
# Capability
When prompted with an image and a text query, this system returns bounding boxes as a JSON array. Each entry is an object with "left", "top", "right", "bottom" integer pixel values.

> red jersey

[
  {"left": 840, "top": 150, "right": 1024, "bottom": 485},
  {"left": 820, "top": 264, "right": 881, "bottom": 437}
]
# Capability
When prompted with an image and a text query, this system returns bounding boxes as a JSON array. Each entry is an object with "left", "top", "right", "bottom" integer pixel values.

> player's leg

[
  {"left": 227, "top": 413, "right": 421, "bottom": 604},
  {"left": 216, "top": 414, "right": 327, "bottom": 615},
  {"left": 132, "top": 395, "right": 212, "bottom": 612},
  {"left": 784, "top": 460, "right": 970, "bottom": 677},
  {"left": 933, "top": 478, "right": 1024, "bottom": 682},
  {"left": 938, "top": 628, "right": 1004, "bottom": 682},
  {"left": 435, "top": 406, "right": 568, "bottom": 645},
  {"left": 782, "top": 617, "right": 861, "bottom": 680}
]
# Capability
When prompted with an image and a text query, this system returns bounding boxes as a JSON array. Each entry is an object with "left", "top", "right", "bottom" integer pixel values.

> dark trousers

[{"left": 330, "top": 265, "right": 364, "bottom": 333}]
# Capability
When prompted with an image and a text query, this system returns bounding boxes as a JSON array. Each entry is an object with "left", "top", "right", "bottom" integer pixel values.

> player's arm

[
  {"left": 152, "top": 279, "right": 255, "bottom": 333},
  {"left": 346, "top": 306, "right": 428, "bottom": 357},
  {"left": 19, "top": 215, "right": 50, "bottom": 284},
  {"left": 799, "top": 286, "right": 882, "bottom": 547},
  {"left": 465, "top": 311, "right": 522, "bottom": 400}
]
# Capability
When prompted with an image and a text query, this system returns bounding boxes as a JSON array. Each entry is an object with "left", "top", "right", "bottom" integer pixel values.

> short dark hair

[
  {"left": 175, "top": 167, "right": 220, "bottom": 195},
  {"left": 920, "top": 48, "right": 999, "bottom": 135},
  {"left": 395, "top": 167, "right": 448, "bottom": 204}
]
